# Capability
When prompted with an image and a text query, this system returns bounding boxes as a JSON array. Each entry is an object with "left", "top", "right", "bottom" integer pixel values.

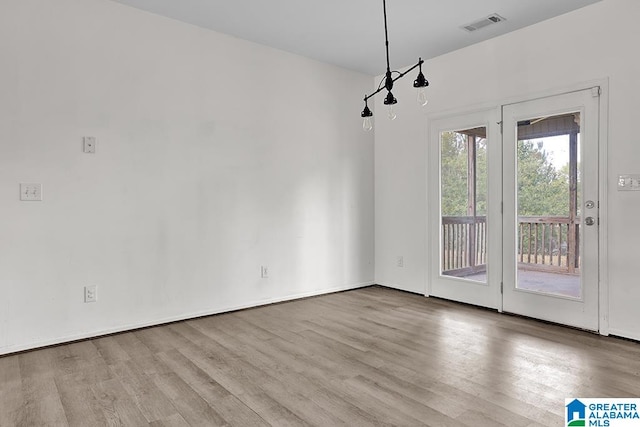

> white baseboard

[
  {"left": 376, "top": 281, "right": 426, "bottom": 295},
  {"left": 608, "top": 328, "right": 640, "bottom": 343},
  {"left": 0, "top": 281, "right": 373, "bottom": 356}
]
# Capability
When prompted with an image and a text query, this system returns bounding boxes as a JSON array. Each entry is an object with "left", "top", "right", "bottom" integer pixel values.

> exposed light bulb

[
  {"left": 417, "top": 87, "right": 429, "bottom": 107},
  {"left": 362, "top": 116, "right": 373, "bottom": 131},
  {"left": 387, "top": 104, "right": 397, "bottom": 121}
]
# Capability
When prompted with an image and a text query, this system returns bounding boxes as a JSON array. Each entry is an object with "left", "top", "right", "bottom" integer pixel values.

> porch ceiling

[{"left": 456, "top": 113, "right": 580, "bottom": 140}]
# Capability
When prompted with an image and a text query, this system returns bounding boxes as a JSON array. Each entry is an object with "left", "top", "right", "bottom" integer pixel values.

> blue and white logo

[
  {"left": 566, "top": 398, "right": 640, "bottom": 426},
  {"left": 567, "top": 399, "right": 587, "bottom": 426}
]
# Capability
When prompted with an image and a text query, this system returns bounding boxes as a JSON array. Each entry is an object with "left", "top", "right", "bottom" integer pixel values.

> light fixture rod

[
  {"left": 363, "top": 58, "right": 424, "bottom": 103},
  {"left": 383, "top": 0, "right": 391, "bottom": 73}
]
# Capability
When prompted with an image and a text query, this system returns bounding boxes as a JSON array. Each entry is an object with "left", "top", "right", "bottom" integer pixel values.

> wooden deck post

[
  {"left": 467, "top": 134, "right": 477, "bottom": 268},
  {"left": 567, "top": 130, "right": 578, "bottom": 273}
]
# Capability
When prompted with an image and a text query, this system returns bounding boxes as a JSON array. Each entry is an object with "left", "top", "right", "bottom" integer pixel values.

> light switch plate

[
  {"left": 83, "top": 136, "right": 96, "bottom": 153},
  {"left": 617, "top": 174, "right": 640, "bottom": 191},
  {"left": 84, "top": 285, "right": 97, "bottom": 303},
  {"left": 20, "top": 183, "right": 42, "bottom": 201}
]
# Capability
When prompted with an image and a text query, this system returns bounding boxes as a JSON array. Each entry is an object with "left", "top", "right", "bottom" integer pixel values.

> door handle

[{"left": 585, "top": 217, "right": 596, "bottom": 226}]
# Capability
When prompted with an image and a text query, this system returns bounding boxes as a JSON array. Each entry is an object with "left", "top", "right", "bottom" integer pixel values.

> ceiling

[{"left": 110, "top": 0, "right": 601, "bottom": 76}]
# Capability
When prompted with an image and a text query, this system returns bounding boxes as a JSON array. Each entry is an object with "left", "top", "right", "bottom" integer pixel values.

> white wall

[
  {"left": 375, "top": 0, "right": 640, "bottom": 340},
  {"left": 0, "top": 0, "right": 375, "bottom": 354}
]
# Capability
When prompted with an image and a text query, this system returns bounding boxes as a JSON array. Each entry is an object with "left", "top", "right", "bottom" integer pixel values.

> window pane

[{"left": 440, "top": 128, "right": 487, "bottom": 283}]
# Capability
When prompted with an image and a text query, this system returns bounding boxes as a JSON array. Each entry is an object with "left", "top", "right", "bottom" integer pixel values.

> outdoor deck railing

[
  {"left": 442, "top": 215, "right": 580, "bottom": 276},
  {"left": 442, "top": 216, "right": 487, "bottom": 276},
  {"left": 518, "top": 216, "right": 580, "bottom": 274}
]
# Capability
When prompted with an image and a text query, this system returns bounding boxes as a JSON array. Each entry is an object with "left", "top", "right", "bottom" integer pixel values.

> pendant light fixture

[{"left": 360, "top": 0, "right": 430, "bottom": 131}]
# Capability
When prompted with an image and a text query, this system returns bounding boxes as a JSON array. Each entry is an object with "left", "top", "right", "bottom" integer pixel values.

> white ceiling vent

[{"left": 462, "top": 14, "right": 506, "bottom": 32}]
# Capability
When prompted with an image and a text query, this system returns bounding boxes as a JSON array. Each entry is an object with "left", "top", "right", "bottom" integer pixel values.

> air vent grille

[{"left": 462, "top": 13, "right": 506, "bottom": 32}]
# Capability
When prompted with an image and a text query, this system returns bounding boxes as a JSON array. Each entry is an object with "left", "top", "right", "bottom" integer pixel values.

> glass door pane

[
  {"left": 515, "top": 113, "right": 581, "bottom": 298},
  {"left": 440, "top": 127, "right": 488, "bottom": 283}
]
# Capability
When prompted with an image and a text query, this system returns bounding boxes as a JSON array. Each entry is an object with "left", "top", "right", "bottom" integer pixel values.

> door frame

[{"left": 425, "top": 79, "right": 609, "bottom": 334}]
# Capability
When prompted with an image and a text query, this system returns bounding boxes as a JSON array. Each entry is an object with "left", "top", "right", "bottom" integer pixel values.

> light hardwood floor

[{"left": 1, "top": 286, "right": 639, "bottom": 426}]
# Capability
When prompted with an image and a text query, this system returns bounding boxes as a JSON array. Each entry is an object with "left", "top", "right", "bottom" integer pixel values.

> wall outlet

[
  {"left": 20, "top": 183, "right": 43, "bottom": 201},
  {"left": 83, "top": 136, "right": 97, "bottom": 153},
  {"left": 84, "top": 285, "right": 97, "bottom": 303},
  {"left": 261, "top": 266, "right": 269, "bottom": 279},
  {"left": 396, "top": 256, "right": 404, "bottom": 267}
]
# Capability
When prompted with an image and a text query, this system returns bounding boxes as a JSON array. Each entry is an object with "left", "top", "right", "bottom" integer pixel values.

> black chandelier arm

[
  {"left": 363, "top": 58, "right": 425, "bottom": 102},
  {"left": 393, "top": 59, "right": 424, "bottom": 82}
]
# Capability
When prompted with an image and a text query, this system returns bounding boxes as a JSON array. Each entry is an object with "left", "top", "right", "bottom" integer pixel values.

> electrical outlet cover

[
  {"left": 20, "top": 183, "right": 42, "bottom": 201},
  {"left": 83, "top": 136, "right": 97, "bottom": 153}
]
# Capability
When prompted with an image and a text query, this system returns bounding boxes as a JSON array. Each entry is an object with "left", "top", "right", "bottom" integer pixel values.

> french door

[
  {"left": 430, "top": 88, "right": 600, "bottom": 331},
  {"left": 502, "top": 89, "right": 600, "bottom": 331},
  {"left": 429, "top": 110, "right": 502, "bottom": 309}
]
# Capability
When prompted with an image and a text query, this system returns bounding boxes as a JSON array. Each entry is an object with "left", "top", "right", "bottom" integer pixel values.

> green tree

[
  {"left": 440, "top": 131, "right": 487, "bottom": 216},
  {"left": 517, "top": 140, "right": 569, "bottom": 216},
  {"left": 440, "top": 134, "right": 570, "bottom": 217}
]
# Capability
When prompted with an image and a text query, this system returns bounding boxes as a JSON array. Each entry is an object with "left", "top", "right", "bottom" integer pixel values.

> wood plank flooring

[{"left": 1, "top": 286, "right": 639, "bottom": 426}]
